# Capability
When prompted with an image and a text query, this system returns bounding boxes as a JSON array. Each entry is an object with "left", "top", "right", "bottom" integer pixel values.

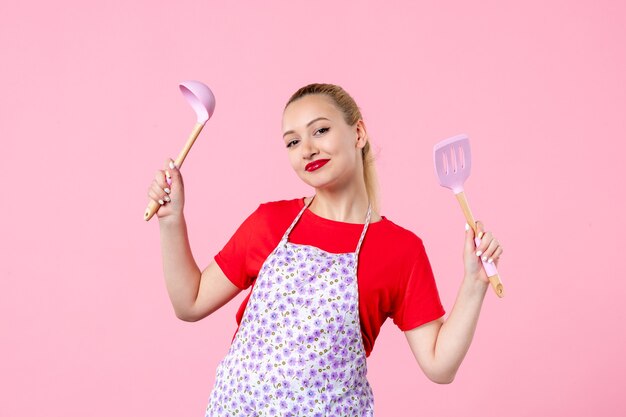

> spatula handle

[
  {"left": 455, "top": 192, "right": 505, "bottom": 298},
  {"left": 143, "top": 122, "right": 206, "bottom": 221}
]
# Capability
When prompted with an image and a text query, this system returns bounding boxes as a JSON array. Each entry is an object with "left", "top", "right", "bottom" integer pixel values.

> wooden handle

[
  {"left": 455, "top": 191, "right": 477, "bottom": 230},
  {"left": 488, "top": 274, "right": 505, "bottom": 298},
  {"left": 144, "top": 199, "right": 161, "bottom": 221},
  {"left": 174, "top": 122, "right": 204, "bottom": 169},
  {"left": 455, "top": 191, "right": 505, "bottom": 298},
  {"left": 143, "top": 122, "right": 206, "bottom": 221}
]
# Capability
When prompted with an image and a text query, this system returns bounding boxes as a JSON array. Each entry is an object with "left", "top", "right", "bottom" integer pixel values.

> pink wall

[{"left": 1, "top": 1, "right": 624, "bottom": 415}]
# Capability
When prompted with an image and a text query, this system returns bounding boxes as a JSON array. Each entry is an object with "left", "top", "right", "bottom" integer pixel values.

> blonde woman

[{"left": 147, "top": 83, "right": 503, "bottom": 416}]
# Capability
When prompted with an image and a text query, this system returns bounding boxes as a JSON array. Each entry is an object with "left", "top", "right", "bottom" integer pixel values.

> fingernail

[
  {"left": 476, "top": 250, "right": 482, "bottom": 257},
  {"left": 465, "top": 223, "right": 470, "bottom": 231},
  {"left": 164, "top": 187, "right": 171, "bottom": 194},
  {"left": 482, "top": 255, "right": 487, "bottom": 262},
  {"left": 158, "top": 199, "right": 164, "bottom": 205},
  {"left": 169, "top": 160, "right": 176, "bottom": 169},
  {"left": 488, "top": 258, "right": 494, "bottom": 264},
  {"left": 164, "top": 196, "right": 171, "bottom": 202}
]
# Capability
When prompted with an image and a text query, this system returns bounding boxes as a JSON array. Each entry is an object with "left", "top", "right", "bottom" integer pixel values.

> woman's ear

[{"left": 355, "top": 119, "right": 368, "bottom": 149}]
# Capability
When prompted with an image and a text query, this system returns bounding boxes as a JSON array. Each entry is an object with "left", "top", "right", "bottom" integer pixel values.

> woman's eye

[
  {"left": 315, "top": 127, "right": 329, "bottom": 135},
  {"left": 286, "top": 139, "right": 299, "bottom": 148}
]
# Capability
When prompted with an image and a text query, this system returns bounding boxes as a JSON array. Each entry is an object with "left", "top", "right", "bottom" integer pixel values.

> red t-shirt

[{"left": 214, "top": 197, "right": 445, "bottom": 357}]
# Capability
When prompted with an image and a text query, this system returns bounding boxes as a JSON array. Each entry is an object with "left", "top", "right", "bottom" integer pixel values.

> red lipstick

[{"left": 305, "top": 159, "right": 330, "bottom": 172}]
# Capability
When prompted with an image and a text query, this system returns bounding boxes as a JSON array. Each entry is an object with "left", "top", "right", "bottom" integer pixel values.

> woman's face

[{"left": 281, "top": 94, "right": 366, "bottom": 192}]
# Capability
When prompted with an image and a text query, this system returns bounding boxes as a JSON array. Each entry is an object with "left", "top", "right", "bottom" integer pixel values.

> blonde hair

[{"left": 285, "top": 83, "right": 380, "bottom": 213}]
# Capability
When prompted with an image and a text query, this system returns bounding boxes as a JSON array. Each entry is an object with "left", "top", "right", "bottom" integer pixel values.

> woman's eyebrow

[{"left": 283, "top": 117, "right": 330, "bottom": 138}]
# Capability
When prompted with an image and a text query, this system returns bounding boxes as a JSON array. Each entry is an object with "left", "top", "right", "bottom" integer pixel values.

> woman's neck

[{"left": 306, "top": 182, "right": 377, "bottom": 224}]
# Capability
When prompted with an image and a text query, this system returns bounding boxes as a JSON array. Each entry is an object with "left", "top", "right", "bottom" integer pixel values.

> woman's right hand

[{"left": 147, "top": 159, "right": 184, "bottom": 220}]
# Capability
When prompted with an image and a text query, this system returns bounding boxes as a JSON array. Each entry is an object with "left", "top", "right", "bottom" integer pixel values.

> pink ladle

[{"left": 144, "top": 81, "right": 216, "bottom": 221}]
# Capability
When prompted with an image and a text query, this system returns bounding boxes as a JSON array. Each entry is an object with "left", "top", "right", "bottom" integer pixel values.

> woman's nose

[{"left": 300, "top": 139, "right": 318, "bottom": 160}]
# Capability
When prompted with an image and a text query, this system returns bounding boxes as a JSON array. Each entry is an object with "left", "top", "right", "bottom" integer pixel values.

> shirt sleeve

[
  {"left": 214, "top": 204, "right": 262, "bottom": 290},
  {"left": 392, "top": 240, "right": 446, "bottom": 331}
]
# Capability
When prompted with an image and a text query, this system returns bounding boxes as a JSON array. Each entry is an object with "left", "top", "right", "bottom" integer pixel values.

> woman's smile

[{"left": 305, "top": 159, "right": 330, "bottom": 172}]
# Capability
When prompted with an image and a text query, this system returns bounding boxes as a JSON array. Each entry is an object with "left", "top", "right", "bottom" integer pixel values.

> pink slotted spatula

[{"left": 433, "top": 134, "right": 504, "bottom": 297}]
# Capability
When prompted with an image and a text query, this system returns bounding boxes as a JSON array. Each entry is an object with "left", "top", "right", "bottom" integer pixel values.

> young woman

[{"left": 147, "top": 83, "right": 503, "bottom": 416}]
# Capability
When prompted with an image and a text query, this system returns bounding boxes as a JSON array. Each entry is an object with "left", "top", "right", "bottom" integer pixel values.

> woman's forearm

[
  {"left": 159, "top": 214, "right": 202, "bottom": 318},
  {"left": 432, "top": 276, "right": 488, "bottom": 381}
]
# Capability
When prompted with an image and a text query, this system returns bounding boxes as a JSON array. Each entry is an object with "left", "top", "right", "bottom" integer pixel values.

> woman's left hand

[{"left": 464, "top": 220, "right": 503, "bottom": 282}]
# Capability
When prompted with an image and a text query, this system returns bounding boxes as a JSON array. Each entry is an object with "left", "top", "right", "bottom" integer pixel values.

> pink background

[{"left": 1, "top": 1, "right": 624, "bottom": 416}]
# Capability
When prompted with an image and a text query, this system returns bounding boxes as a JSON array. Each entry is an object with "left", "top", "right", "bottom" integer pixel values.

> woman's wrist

[
  {"left": 158, "top": 212, "right": 186, "bottom": 229},
  {"left": 461, "top": 274, "right": 489, "bottom": 296}
]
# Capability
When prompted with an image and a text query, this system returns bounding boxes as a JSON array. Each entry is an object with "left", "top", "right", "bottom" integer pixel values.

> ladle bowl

[{"left": 179, "top": 80, "right": 216, "bottom": 124}]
